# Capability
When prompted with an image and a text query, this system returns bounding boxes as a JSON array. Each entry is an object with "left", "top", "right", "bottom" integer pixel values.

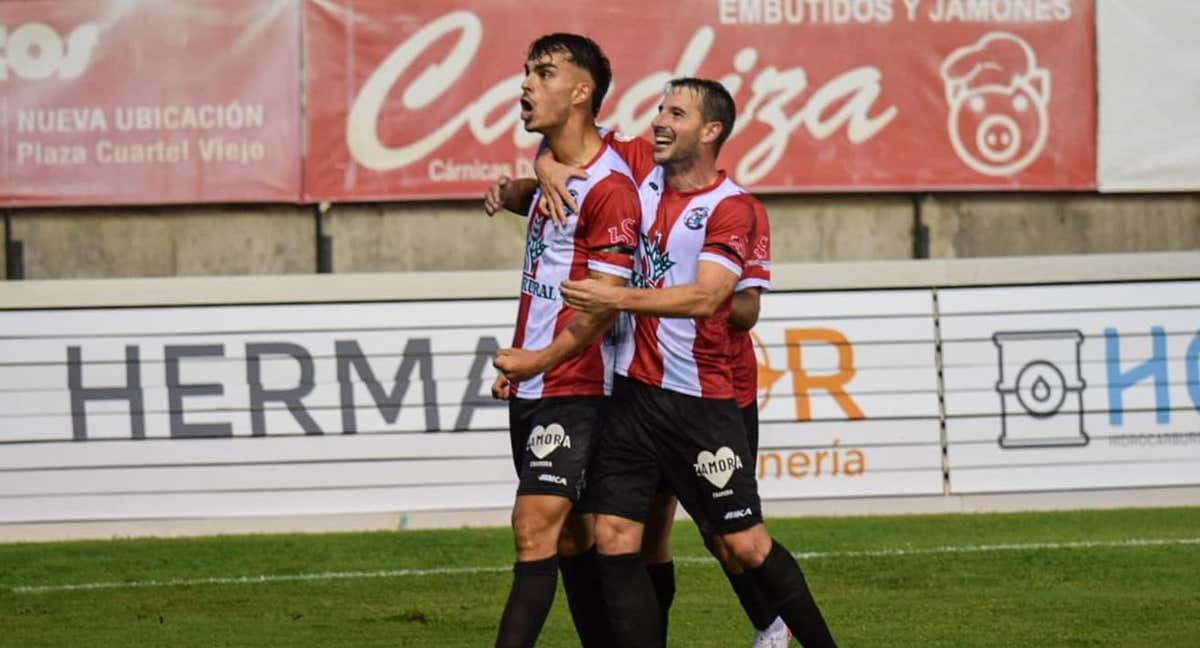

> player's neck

[
  {"left": 664, "top": 155, "right": 720, "bottom": 193},
  {"left": 544, "top": 116, "right": 602, "bottom": 168}
]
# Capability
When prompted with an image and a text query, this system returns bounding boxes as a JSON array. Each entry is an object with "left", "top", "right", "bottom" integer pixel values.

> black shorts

[
  {"left": 741, "top": 402, "right": 760, "bottom": 457},
  {"left": 509, "top": 395, "right": 606, "bottom": 503},
  {"left": 589, "top": 376, "right": 763, "bottom": 536}
]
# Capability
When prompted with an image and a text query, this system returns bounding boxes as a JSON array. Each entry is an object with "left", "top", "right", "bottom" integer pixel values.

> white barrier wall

[
  {"left": 0, "top": 290, "right": 945, "bottom": 523},
  {"left": 940, "top": 281, "right": 1200, "bottom": 493},
  {"left": 1, "top": 255, "right": 1198, "bottom": 525},
  {"left": 0, "top": 300, "right": 520, "bottom": 522},
  {"left": 753, "top": 290, "right": 943, "bottom": 500}
]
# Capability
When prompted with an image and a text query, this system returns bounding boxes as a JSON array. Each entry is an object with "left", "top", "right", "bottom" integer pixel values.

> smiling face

[
  {"left": 649, "top": 86, "right": 712, "bottom": 168},
  {"left": 519, "top": 50, "right": 591, "bottom": 134}
]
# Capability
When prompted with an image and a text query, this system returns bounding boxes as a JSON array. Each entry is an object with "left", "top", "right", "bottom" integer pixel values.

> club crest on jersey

[
  {"left": 564, "top": 188, "right": 579, "bottom": 216},
  {"left": 684, "top": 206, "right": 710, "bottom": 230},
  {"left": 694, "top": 446, "right": 743, "bottom": 489},
  {"left": 632, "top": 231, "right": 675, "bottom": 289}
]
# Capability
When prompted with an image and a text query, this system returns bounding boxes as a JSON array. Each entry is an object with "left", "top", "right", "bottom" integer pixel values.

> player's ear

[
  {"left": 572, "top": 81, "right": 593, "bottom": 110},
  {"left": 700, "top": 121, "right": 724, "bottom": 147}
]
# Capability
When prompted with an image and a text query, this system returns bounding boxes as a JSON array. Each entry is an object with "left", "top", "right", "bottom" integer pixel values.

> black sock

[
  {"left": 495, "top": 556, "right": 559, "bottom": 648},
  {"left": 646, "top": 560, "right": 676, "bottom": 645},
  {"left": 597, "top": 552, "right": 662, "bottom": 648},
  {"left": 748, "top": 540, "right": 837, "bottom": 648},
  {"left": 726, "top": 568, "right": 778, "bottom": 631},
  {"left": 560, "top": 546, "right": 613, "bottom": 648}
]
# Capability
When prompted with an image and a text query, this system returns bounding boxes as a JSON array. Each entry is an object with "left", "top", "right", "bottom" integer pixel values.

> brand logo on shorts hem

[
  {"left": 539, "top": 474, "right": 567, "bottom": 486},
  {"left": 694, "top": 446, "right": 743, "bottom": 489},
  {"left": 527, "top": 423, "right": 571, "bottom": 459},
  {"left": 723, "top": 508, "right": 753, "bottom": 521}
]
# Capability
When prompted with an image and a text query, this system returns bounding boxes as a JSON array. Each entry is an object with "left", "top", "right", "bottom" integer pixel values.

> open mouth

[
  {"left": 653, "top": 129, "right": 673, "bottom": 151},
  {"left": 519, "top": 97, "right": 534, "bottom": 122}
]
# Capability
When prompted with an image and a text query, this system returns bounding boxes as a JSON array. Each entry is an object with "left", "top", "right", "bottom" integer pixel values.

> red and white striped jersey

[
  {"left": 603, "top": 136, "right": 759, "bottom": 399},
  {"left": 511, "top": 143, "right": 640, "bottom": 399},
  {"left": 731, "top": 201, "right": 772, "bottom": 408}
]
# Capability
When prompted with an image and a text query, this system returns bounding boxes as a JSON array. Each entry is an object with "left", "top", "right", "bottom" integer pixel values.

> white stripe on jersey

[{"left": 735, "top": 277, "right": 771, "bottom": 292}]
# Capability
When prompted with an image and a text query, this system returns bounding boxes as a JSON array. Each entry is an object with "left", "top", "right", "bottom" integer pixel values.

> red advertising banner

[
  {"left": 304, "top": 0, "right": 1096, "bottom": 201},
  {"left": 0, "top": 0, "right": 302, "bottom": 207}
]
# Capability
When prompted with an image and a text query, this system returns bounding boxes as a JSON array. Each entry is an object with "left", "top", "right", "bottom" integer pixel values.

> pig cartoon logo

[{"left": 940, "top": 32, "right": 1050, "bottom": 177}]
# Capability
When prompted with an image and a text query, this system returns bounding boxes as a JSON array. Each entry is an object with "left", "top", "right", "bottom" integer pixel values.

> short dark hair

[
  {"left": 527, "top": 33, "right": 612, "bottom": 115},
  {"left": 666, "top": 78, "right": 737, "bottom": 152}
]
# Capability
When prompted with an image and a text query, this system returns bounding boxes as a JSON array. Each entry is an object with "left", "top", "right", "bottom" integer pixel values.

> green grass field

[{"left": 2, "top": 507, "right": 1198, "bottom": 647}]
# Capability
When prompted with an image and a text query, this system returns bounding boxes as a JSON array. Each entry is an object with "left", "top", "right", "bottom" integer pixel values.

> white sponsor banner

[
  {"left": 0, "top": 300, "right": 518, "bottom": 522},
  {"left": 1097, "top": 2, "right": 1200, "bottom": 191},
  {"left": 0, "top": 289, "right": 943, "bottom": 523},
  {"left": 940, "top": 281, "right": 1200, "bottom": 493},
  {"left": 750, "top": 289, "right": 944, "bottom": 499}
]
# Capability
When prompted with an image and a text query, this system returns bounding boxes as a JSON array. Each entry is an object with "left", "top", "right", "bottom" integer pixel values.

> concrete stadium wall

[
  {"left": 3, "top": 194, "right": 1198, "bottom": 279},
  {"left": 7, "top": 205, "right": 314, "bottom": 279},
  {"left": 924, "top": 193, "right": 1200, "bottom": 257}
]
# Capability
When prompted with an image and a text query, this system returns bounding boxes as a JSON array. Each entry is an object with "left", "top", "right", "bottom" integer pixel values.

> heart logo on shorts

[
  {"left": 527, "top": 423, "right": 571, "bottom": 459},
  {"left": 694, "top": 446, "right": 744, "bottom": 489}
]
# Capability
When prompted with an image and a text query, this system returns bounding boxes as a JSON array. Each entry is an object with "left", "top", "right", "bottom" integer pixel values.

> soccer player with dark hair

[
  {"left": 485, "top": 33, "right": 639, "bottom": 648},
  {"left": 555, "top": 78, "right": 838, "bottom": 648}
]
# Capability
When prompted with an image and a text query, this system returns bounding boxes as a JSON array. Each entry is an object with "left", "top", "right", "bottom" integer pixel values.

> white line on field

[{"left": 10, "top": 536, "right": 1200, "bottom": 594}]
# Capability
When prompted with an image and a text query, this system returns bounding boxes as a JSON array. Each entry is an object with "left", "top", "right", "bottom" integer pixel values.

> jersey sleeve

[
  {"left": 737, "top": 199, "right": 772, "bottom": 292},
  {"left": 602, "top": 131, "right": 657, "bottom": 184},
  {"left": 579, "top": 173, "right": 640, "bottom": 280},
  {"left": 700, "top": 195, "right": 756, "bottom": 278}
]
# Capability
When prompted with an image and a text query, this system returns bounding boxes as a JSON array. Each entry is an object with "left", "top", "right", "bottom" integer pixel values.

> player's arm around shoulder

[{"left": 482, "top": 175, "right": 540, "bottom": 217}]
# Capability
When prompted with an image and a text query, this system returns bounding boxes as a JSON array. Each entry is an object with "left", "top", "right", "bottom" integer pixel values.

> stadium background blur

[{"left": 2, "top": 3, "right": 1198, "bottom": 645}]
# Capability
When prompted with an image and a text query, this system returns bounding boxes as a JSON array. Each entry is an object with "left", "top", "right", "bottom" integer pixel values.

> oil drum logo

[
  {"left": 940, "top": 32, "right": 1050, "bottom": 177},
  {"left": 993, "top": 330, "right": 1087, "bottom": 448}
]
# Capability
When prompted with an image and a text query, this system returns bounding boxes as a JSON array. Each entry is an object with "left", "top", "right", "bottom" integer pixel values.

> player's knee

[
  {"left": 557, "top": 516, "right": 594, "bottom": 557},
  {"left": 704, "top": 533, "right": 738, "bottom": 572},
  {"left": 640, "top": 531, "right": 672, "bottom": 564},
  {"left": 594, "top": 516, "right": 642, "bottom": 554},
  {"left": 511, "top": 511, "right": 557, "bottom": 559},
  {"left": 721, "top": 525, "right": 772, "bottom": 569}
]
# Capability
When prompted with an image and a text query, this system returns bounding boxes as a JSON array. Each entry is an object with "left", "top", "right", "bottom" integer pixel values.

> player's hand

[
  {"left": 534, "top": 148, "right": 588, "bottom": 228},
  {"left": 494, "top": 348, "right": 546, "bottom": 383},
  {"left": 561, "top": 278, "right": 623, "bottom": 314},
  {"left": 483, "top": 175, "right": 511, "bottom": 216},
  {"left": 490, "top": 373, "right": 511, "bottom": 400}
]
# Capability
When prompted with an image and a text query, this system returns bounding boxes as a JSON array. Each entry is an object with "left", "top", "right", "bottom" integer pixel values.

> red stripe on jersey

[
  {"left": 693, "top": 297, "right": 735, "bottom": 398},
  {"left": 730, "top": 330, "right": 757, "bottom": 408}
]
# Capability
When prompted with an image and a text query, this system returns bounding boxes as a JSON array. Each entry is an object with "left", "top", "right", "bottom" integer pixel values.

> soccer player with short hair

[
  {"left": 484, "top": 33, "right": 640, "bottom": 648},
  {"left": 558, "top": 78, "right": 838, "bottom": 648}
]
